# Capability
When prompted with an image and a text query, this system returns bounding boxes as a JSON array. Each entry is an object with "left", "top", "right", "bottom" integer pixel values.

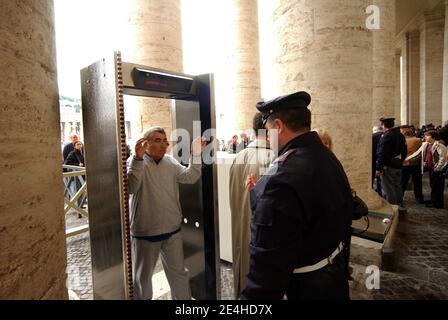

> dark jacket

[
  {"left": 376, "top": 127, "right": 407, "bottom": 171},
  {"left": 64, "top": 149, "right": 84, "bottom": 167},
  {"left": 438, "top": 125, "right": 448, "bottom": 145},
  {"left": 372, "top": 131, "right": 382, "bottom": 171},
  {"left": 240, "top": 132, "right": 353, "bottom": 300},
  {"left": 63, "top": 142, "right": 75, "bottom": 161}
]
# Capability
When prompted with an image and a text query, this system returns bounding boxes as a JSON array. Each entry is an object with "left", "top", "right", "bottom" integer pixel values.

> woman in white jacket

[{"left": 406, "top": 130, "right": 447, "bottom": 209}]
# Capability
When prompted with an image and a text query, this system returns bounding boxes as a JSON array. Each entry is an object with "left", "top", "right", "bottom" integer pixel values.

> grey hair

[{"left": 143, "top": 127, "right": 166, "bottom": 140}]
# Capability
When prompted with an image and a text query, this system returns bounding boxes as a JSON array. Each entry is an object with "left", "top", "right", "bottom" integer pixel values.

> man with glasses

[{"left": 127, "top": 126, "right": 205, "bottom": 300}]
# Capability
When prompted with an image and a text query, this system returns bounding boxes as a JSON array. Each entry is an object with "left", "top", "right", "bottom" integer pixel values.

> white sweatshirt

[{"left": 127, "top": 153, "right": 201, "bottom": 237}]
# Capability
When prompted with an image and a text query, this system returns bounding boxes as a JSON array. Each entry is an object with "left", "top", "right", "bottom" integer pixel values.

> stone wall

[{"left": 0, "top": 0, "right": 67, "bottom": 299}]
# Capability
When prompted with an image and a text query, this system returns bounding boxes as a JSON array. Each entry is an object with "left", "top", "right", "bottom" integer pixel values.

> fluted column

[
  {"left": 0, "top": 0, "right": 67, "bottom": 299},
  {"left": 123, "top": 0, "right": 183, "bottom": 137},
  {"left": 224, "top": 0, "right": 262, "bottom": 134},
  {"left": 419, "top": 12, "right": 445, "bottom": 126},
  {"left": 273, "top": 0, "right": 384, "bottom": 210},
  {"left": 372, "top": 0, "right": 396, "bottom": 126},
  {"left": 443, "top": 1, "right": 448, "bottom": 125}
]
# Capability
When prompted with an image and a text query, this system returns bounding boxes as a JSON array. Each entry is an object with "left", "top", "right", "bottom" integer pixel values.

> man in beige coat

[{"left": 229, "top": 113, "right": 275, "bottom": 299}]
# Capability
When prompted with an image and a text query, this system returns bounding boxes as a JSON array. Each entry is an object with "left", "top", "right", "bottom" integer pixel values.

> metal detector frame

[{"left": 81, "top": 52, "right": 220, "bottom": 300}]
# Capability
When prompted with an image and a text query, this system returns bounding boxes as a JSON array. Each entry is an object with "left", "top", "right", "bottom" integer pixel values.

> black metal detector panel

[
  {"left": 172, "top": 74, "right": 220, "bottom": 299},
  {"left": 81, "top": 52, "right": 219, "bottom": 300}
]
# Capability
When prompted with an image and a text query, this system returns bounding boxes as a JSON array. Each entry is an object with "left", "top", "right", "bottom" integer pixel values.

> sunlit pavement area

[{"left": 66, "top": 178, "right": 448, "bottom": 300}]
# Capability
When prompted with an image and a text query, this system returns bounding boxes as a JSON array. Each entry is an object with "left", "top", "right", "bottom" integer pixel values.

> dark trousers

[
  {"left": 286, "top": 252, "right": 349, "bottom": 300},
  {"left": 381, "top": 166, "right": 403, "bottom": 206},
  {"left": 372, "top": 170, "right": 382, "bottom": 197},
  {"left": 401, "top": 165, "right": 424, "bottom": 201},
  {"left": 429, "top": 171, "right": 445, "bottom": 208}
]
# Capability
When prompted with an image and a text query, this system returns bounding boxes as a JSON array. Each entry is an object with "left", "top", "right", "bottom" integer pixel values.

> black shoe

[
  {"left": 416, "top": 198, "right": 425, "bottom": 204},
  {"left": 426, "top": 203, "right": 436, "bottom": 208}
]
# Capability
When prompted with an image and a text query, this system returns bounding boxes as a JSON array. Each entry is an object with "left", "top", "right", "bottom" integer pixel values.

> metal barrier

[{"left": 63, "top": 165, "right": 89, "bottom": 237}]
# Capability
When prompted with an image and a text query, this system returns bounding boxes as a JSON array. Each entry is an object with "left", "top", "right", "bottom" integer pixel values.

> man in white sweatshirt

[{"left": 127, "top": 127, "right": 205, "bottom": 300}]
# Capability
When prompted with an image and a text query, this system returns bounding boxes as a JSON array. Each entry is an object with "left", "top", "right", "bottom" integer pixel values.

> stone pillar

[
  {"left": 372, "top": 0, "right": 396, "bottom": 126},
  {"left": 400, "top": 34, "right": 409, "bottom": 125},
  {"left": 272, "top": 0, "right": 384, "bottom": 210},
  {"left": 0, "top": 1, "right": 67, "bottom": 299},
  {"left": 123, "top": 0, "right": 183, "bottom": 138},
  {"left": 443, "top": 1, "right": 448, "bottom": 125},
  {"left": 408, "top": 31, "right": 421, "bottom": 126},
  {"left": 419, "top": 12, "right": 445, "bottom": 127},
  {"left": 401, "top": 31, "right": 421, "bottom": 126},
  {"left": 394, "top": 50, "right": 401, "bottom": 124},
  {"left": 224, "top": 0, "right": 262, "bottom": 135}
]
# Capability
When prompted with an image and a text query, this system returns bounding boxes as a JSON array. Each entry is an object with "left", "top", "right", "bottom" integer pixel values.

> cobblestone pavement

[{"left": 66, "top": 177, "right": 448, "bottom": 300}]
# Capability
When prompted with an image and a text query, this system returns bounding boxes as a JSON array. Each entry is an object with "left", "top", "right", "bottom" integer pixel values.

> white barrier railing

[{"left": 63, "top": 165, "right": 89, "bottom": 238}]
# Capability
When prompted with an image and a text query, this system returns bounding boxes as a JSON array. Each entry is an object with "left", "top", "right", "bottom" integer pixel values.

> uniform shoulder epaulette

[{"left": 274, "top": 148, "right": 297, "bottom": 164}]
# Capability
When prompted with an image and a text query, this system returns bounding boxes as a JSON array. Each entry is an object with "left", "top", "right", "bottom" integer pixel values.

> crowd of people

[
  {"left": 373, "top": 120, "right": 448, "bottom": 210},
  {"left": 218, "top": 133, "right": 251, "bottom": 153}
]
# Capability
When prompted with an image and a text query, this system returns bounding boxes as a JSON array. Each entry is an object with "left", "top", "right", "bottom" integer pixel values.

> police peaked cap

[
  {"left": 256, "top": 91, "right": 312, "bottom": 124},
  {"left": 379, "top": 117, "right": 395, "bottom": 122}
]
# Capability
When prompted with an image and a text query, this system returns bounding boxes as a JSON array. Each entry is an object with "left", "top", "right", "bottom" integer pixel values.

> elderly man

[
  {"left": 229, "top": 113, "right": 275, "bottom": 299},
  {"left": 127, "top": 127, "right": 205, "bottom": 300},
  {"left": 241, "top": 92, "right": 353, "bottom": 300},
  {"left": 62, "top": 134, "right": 79, "bottom": 162}
]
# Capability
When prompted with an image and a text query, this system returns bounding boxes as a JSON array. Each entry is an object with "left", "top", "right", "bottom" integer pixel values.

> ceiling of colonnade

[{"left": 396, "top": 0, "right": 444, "bottom": 36}]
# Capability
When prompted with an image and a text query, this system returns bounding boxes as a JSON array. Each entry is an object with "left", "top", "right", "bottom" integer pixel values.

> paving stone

[{"left": 64, "top": 176, "right": 448, "bottom": 300}]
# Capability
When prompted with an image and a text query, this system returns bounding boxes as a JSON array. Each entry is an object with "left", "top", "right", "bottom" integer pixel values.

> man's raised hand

[{"left": 134, "top": 138, "right": 147, "bottom": 160}]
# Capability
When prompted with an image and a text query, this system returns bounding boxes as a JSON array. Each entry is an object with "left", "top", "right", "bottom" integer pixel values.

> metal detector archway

[{"left": 81, "top": 52, "right": 220, "bottom": 300}]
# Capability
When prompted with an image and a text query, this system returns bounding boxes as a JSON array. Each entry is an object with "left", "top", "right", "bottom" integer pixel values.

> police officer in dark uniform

[
  {"left": 375, "top": 117, "right": 407, "bottom": 206},
  {"left": 240, "top": 91, "right": 353, "bottom": 300}
]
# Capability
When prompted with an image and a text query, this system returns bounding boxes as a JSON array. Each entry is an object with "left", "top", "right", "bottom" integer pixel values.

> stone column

[
  {"left": 443, "top": 1, "right": 448, "bottom": 125},
  {"left": 401, "top": 31, "right": 421, "bottom": 126},
  {"left": 420, "top": 12, "right": 445, "bottom": 127},
  {"left": 272, "top": 0, "right": 384, "bottom": 209},
  {"left": 394, "top": 50, "right": 401, "bottom": 123},
  {"left": 398, "top": 33, "right": 409, "bottom": 124},
  {"left": 400, "top": 34, "right": 409, "bottom": 125},
  {"left": 372, "top": 0, "right": 396, "bottom": 126},
  {"left": 224, "top": 0, "right": 262, "bottom": 135},
  {"left": 123, "top": 0, "right": 183, "bottom": 138},
  {"left": 408, "top": 31, "right": 421, "bottom": 126},
  {"left": 0, "top": 1, "right": 67, "bottom": 299}
]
